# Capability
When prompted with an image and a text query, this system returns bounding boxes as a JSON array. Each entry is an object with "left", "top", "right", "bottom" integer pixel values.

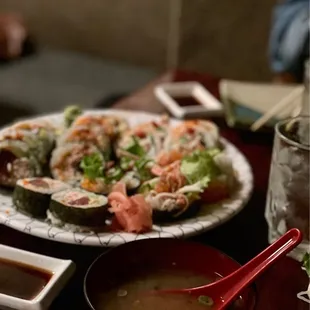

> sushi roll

[
  {"left": 116, "top": 115, "right": 169, "bottom": 159},
  {"left": 13, "top": 177, "right": 71, "bottom": 218},
  {"left": 71, "top": 114, "right": 129, "bottom": 141},
  {"left": 0, "top": 119, "right": 56, "bottom": 187},
  {"left": 50, "top": 143, "right": 101, "bottom": 185},
  {"left": 10, "top": 119, "right": 56, "bottom": 164},
  {"left": 48, "top": 188, "right": 109, "bottom": 228},
  {"left": 143, "top": 149, "right": 236, "bottom": 222},
  {"left": 0, "top": 139, "right": 42, "bottom": 187},
  {"left": 0, "top": 155, "right": 41, "bottom": 188},
  {"left": 57, "top": 125, "right": 111, "bottom": 158},
  {"left": 121, "top": 171, "right": 141, "bottom": 193},
  {"left": 144, "top": 161, "right": 194, "bottom": 222},
  {"left": 145, "top": 191, "right": 200, "bottom": 222},
  {"left": 56, "top": 113, "right": 128, "bottom": 161},
  {"left": 157, "top": 120, "right": 220, "bottom": 166}
]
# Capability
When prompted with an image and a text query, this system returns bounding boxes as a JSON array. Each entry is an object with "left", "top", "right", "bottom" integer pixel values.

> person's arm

[
  {"left": 0, "top": 13, "right": 26, "bottom": 60},
  {"left": 269, "top": 0, "right": 309, "bottom": 83}
]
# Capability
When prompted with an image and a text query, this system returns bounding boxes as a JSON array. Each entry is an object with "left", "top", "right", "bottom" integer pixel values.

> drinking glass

[{"left": 265, "top": 116, "right": 310, "bottom": 260}]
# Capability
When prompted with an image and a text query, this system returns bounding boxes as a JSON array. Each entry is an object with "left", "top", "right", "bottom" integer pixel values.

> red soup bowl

[{"left": 84, "top": 238, "right": 256, "bottom": 310}]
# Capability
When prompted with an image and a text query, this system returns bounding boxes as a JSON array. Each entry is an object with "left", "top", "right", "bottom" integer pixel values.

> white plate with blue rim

[{"left": 0, "top": 110, "right": 253, "bottom": 247}]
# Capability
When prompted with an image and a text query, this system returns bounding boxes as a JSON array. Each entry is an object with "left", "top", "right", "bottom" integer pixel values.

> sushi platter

[{"left": 0, "top": 109, "right": 253, "bottom": 246}]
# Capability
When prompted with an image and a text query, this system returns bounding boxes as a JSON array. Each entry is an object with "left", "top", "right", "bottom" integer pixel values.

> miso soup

[{"left": 89, "top": 268, "right": 246, "bottom": 310}]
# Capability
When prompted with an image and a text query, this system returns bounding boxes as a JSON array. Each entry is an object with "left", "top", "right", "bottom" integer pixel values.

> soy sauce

[
  {"left": 0, "top": 258, "right": 52, "bottom": 300},
  {"left": 173, "top": 96, "right": 201, "bottom": 107}
]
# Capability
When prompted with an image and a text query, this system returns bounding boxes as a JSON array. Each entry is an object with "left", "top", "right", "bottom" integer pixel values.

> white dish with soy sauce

[{"left": 0, "top": 244, "right": 75, "bottom": 310}]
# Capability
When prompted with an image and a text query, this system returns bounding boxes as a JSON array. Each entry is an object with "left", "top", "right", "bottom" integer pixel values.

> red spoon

[{"left": 154, "top": 228, "right": 302, "bottom": 309}]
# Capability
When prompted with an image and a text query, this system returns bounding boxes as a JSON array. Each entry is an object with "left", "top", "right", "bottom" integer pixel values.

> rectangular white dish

[
  {"left": 0, "top": 244, "right": 75, "bottom": 310},
  {"left": 154, "top": 81, "right": 223, "bottom": 119}
]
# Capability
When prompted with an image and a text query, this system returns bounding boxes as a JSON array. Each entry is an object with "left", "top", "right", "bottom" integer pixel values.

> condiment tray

[
  {"left": 154, "top": 82, "right": 223, "bottom": 118},
  {"left": 0, "top": 244, "right": 75, "bottom": 310}
]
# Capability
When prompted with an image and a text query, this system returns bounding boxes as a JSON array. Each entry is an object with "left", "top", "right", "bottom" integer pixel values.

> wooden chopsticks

[{"left": 251, "top": 86, "right": 304, "bottom": 131}]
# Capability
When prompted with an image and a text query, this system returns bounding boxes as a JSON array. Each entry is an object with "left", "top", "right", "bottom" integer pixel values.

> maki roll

[
  {"left": 116, "top": 115, "right": 169, "bottom": 159},
  {"left": 11, "top": 119, "right": 56, "bottom": 163},
  {"left": 71, "top": 114, "right": 129, "bottom": 141},
  {"left": 0, "top": 120, "right": 56, "bottom": 187},
  {"left": 50, "top": 143, "right": 101, "bottom": 184},
  {"left": 144, "top": 161, "right": 195, "bottom": 222},
  {"left": 13, "top": 177, "right": 70, "bottom": 218},
  {"left": 0, "top": 140, "right": 42, "bottom": 187},
  {"left": 48, "top": 188, "right": 109, "bottom": 228},
  {"left": 168, "top": 120, "right": 220, "bottom": 149},
  {"left": 145, "top": 190, "right": 200, "bottom": 222},
  {"left": 143, "top": 149, "right": 236, "bottom": 222},
  {"left": 157, "top": 120, "right": 220, "bottom": 166},
  {"left": 57, "top": 125, "right": 111, "bottom": 156},
  {"left": 54, "top": 113, "right": 129, "bottom": 178}
]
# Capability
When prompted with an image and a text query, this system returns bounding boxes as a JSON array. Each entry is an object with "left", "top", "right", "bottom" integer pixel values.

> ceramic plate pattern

[{"left": 0, "top": 110, "right": 253, "bottom": 246}]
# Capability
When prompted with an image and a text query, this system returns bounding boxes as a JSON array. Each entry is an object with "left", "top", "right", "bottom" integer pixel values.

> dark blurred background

[{"left": 0, "top": 0, "right": 306, "bottom": 121}]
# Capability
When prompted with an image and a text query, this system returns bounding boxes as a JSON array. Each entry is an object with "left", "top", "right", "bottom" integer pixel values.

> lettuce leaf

[{"left": 180, "top": 149, "right": 221, "bottom": 190}]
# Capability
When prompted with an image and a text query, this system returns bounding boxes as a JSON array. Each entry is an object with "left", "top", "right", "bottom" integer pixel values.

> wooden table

[{"left": 0, "top": 70, "right": 308, "bottom": 310}]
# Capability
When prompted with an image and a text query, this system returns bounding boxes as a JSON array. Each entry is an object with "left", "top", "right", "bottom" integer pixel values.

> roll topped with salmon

[
  {"left": 79, "top": 116, "right": 170, "bottom": 195},
  {"left": 71, "top": 114, "right": 129, "bottom": 141},
  {"left": 51, "top": 111, "right": 129, "bottom": 185},
  {"left": 157, "top": 120, "right": 220, "bottom": 167},
  {"left": 50, "top": 143, "right": 101, "bottom": 185},
  {"left": 116, "top": 115, "right": 169, "bottom": 159}
]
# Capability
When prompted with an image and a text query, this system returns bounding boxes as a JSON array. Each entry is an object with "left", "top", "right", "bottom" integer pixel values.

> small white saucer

[
  {"left": 154, "top": 81, "right": 223, "bottom": 119},
  {"left": 0, "top": 244, "right": 75, "bottom": 310}
]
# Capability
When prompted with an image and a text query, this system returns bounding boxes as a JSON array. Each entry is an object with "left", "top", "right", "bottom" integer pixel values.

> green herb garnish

[
  {"left": 122, "top": 137, "right": 154, "bottom": 181},
  {"left": 302, "top": 252, "right": 310, "bottom": 277},
  {"left": 80, "top": 153, "right": 104, "bottom": 180},
  {"left": 124, "top": 136, "right": 146, "bottom": 157},
  {"left": 198, "top": 295, "right": 214, "bottom": 306},
  {"left": 135, "top": 157, "right": 153, "bottom": 182},
  {"left": 64, "top": 105, "right": 82, "bottom": 128}
]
